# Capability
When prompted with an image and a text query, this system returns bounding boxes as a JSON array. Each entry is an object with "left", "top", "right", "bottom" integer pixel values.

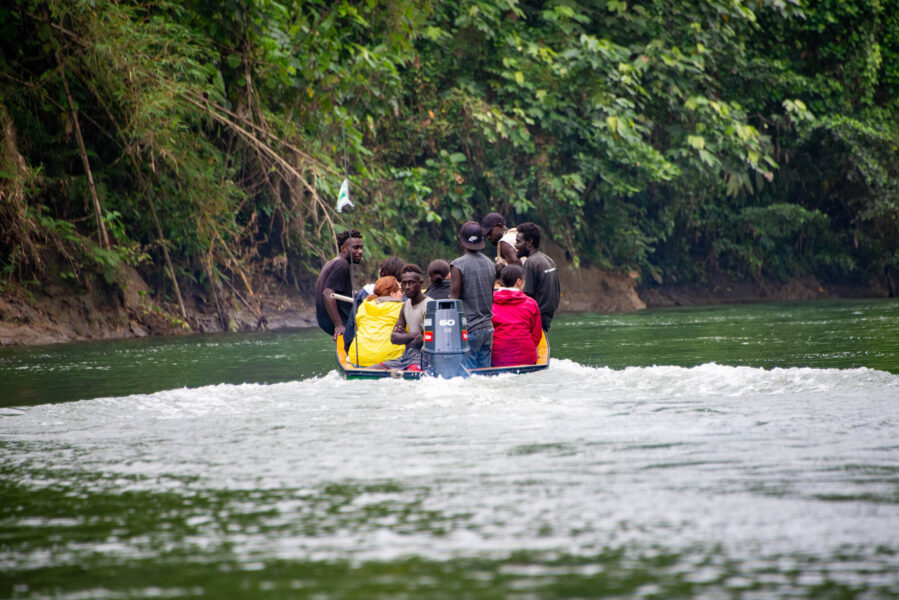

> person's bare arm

[
  {"left": 500, "top": 241, "right": 521, "bottom": 265},
  {"left": 450, "top": 265, "right": 463, "bottom": 299},
  {"left": 322, "top": 288, "right": 345, "bottom": 339},
  {"left": 391, "top": 311, "right": 413, "bottom": 345}
]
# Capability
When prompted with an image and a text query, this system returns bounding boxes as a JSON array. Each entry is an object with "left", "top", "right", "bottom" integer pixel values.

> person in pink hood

[{"left": 491, "top": 264, "right": 543, "bottom": 367}]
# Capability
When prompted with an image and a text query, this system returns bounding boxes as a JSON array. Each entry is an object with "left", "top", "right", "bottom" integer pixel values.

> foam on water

[{"left": 2, "top": 363, "right": 898, "bottom": 580}]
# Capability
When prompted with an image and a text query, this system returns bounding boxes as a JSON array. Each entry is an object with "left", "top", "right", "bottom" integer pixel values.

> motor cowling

[{"left": 422, "top": 299, "right": 470, "bottom": 378}]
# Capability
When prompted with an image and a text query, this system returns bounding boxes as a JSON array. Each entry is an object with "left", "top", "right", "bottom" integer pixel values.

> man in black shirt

[
  {"left": 314, "top": 229, "right": 363, "bottom": 339},
  {"left": 515, "top": 222, "right": 561, "bottom": 332}
]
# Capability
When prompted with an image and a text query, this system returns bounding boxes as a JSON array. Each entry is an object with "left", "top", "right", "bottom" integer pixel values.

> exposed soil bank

[
  {"left": 0, "top": 245, "right": 891, "bottom": 347},
  {"left": 639, "top": 274, "right": 892, "bottom": 308},
  {"left": 0, "top": 266, "right": 315, "bottom": 347}
]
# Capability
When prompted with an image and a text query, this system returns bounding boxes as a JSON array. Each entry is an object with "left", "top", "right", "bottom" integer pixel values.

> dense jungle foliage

[{"left": 1, "top": 0, "right": 897, "bottom": 316}]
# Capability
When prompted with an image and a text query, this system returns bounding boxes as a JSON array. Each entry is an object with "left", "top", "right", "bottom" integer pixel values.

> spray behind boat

[{"left": 422, "top": 299, "right": 470, "bottom": 379}]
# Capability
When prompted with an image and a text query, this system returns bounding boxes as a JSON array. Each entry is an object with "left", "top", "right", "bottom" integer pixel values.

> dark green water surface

[
  {"left": 1, "top": 299, "right": 897, "bottom": 599},
  {"left": 1, "top": 299, "right": 897, "bottom": 407}
]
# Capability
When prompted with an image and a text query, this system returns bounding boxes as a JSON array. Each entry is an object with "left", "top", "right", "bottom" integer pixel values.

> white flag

[{"left": 336, "top": 178, "right": 354, "bottom": 213}]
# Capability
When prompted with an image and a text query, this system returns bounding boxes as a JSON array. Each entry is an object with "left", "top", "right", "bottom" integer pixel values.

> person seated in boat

[
  {"left": 491, "top": 264, "right": 543, "bottom": 367},
  {"left": 494, "top": 261, "right": 504, "bottom": 290},
  {"left": 346, "top": 276, "right": 406, "bottom": 368},
  {"left": 383, "top": 264, "right": 431, "bottom": 371},
  {"left": 425, "top": 259, "right": 451, "bottom": 300},
  {"left": 344, "top": 256, "right": 405, "bottom": 352},
  {"left": 314, "top": 229, "right": 363, "bottom": 340}
]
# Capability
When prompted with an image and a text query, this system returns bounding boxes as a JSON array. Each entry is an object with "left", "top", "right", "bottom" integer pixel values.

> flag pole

[
  {"left": 337, "top": 121, "right": 360, "bottom": 368},
  {"left": 342, "top": 123, "right": 353, "bottom": 299}
]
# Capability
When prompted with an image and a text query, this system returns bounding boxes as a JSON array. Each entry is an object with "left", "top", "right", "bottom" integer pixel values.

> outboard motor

[{"left": 422, "top": 299, "right": 470, "bottom": 379}]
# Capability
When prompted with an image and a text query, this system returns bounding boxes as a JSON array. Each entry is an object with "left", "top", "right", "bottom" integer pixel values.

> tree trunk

[
  {"left": 146, "top": 193, "right": 188, "bottom": 321},
  {"left": 204, "top": 256, "right": 229, "bottom": 331},
  {"left": 54, "top": 46, "right": 110, "bottom": 251}
]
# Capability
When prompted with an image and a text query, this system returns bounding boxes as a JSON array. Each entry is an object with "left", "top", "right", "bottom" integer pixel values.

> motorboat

[{"left": 335, "top": 299, "right": 549, "bottom": 379}]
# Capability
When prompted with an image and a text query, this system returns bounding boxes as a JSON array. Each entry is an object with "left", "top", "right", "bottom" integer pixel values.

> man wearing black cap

[
  {"left": 481, "top": 212, "right": 521, "bottom": 268},
  {"left": 450, "top": 221, "right": 496, "bottom": 369}
]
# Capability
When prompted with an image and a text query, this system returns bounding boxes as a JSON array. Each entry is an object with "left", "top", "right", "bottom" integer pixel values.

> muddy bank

[
  {"left": 0, "top": 237, "right": 644, "bottom": 347},
  {"left": 542, "top": 241, "right": 646, "bottom": 314},
  {"left": 0, "top": 242, "right": 644, "bottom": 347},
  {"left": 0, "top": 266, "right": 315, "bottom": 347},
  {"left": 0, "top": 250, "right": 891, "bottom": 347},
  {"left": 638, "top": 274, "right": 891, "bottom": 308}
]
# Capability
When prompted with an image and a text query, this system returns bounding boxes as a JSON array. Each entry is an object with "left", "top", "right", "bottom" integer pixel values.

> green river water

[{"left": 1, "top": 299, "right": 898, "bottom": 598}]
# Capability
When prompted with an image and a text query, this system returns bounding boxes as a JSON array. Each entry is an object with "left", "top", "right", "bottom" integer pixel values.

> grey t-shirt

[
  {"left": 403, "top": 296, "right": 431, "bottom": 335},
  {"left": 451, "top": 251, "right": 494, "bottom": 331}
]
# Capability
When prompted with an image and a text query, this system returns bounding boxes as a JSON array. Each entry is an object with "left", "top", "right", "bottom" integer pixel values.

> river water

[{"left": 1, "top": 299, "right": 897, "bottom": 598}]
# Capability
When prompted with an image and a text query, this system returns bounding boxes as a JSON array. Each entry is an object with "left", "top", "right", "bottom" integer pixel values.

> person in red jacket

[{"left": 491, "top": 264, "right": 543, "bottom": 367}]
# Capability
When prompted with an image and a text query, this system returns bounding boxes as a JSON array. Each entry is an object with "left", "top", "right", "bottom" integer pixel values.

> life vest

[{"left": 347, "top": 297, "right": 405, "bottom": 367}]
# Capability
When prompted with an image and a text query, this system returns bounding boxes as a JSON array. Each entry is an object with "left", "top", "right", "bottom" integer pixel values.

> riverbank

[
  {"left": 0, "top": 252, "right": 891, "bottom": 347},
  {"left": 0, "top": 265, "right": 316, "bottom": 347},
  {"left": 639, "top": 274, "right": 892, "bottom": 308}
]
